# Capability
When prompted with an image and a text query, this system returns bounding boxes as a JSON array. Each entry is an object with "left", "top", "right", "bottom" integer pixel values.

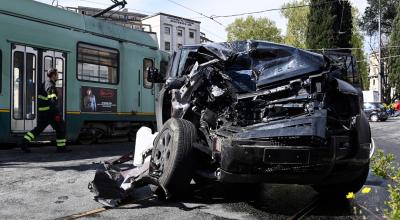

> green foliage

[
  {"left": 371, "top": 149, "right": 396, "bottom": 178},
  {"left": 281, "top": 0, "right": 310, "bottom": 48},
  {"left": 351, "top": 7, "right": 369, "bottom": 90},
  {"left": 360, "top": 0, "right": 399, "bottom": 36},
  {"left": 371, "top": 149, "right": 400, "bottom": 219},
  {"left": 389, "top": 4, "right": 400, "bottom": 97},
  {"left": 226, "top": 16, "right": 283, "bottom": 42},
  {"left": 387, "top": 181, "right": 400, "bottom": 219},
  {"left": 306, "top": 0, "right": 352, "bottom": 49}
]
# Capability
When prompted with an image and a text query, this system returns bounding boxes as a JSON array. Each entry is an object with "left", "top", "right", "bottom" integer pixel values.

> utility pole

[{"left": 378, "top": 0, "right": 384, "bottom": 102}]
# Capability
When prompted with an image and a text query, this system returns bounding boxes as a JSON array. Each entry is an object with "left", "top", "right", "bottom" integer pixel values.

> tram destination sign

[{"left": 81, "top": 86, "right": 117, "bottom": 113}]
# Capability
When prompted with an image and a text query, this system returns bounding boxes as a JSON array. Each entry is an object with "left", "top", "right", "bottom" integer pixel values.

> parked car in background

[{"left": 363, "top": 102, "right": 388, "bottom": 122}]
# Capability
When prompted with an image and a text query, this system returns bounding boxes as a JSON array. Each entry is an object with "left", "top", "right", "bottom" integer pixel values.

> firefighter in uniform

[{"left": 20, "top": 68, "right": 70, "bottom": 153}]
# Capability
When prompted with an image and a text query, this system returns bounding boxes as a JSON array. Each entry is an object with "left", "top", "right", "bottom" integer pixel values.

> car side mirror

[{"left": 147, "top": 67, "right": 165, "bottom": 83}]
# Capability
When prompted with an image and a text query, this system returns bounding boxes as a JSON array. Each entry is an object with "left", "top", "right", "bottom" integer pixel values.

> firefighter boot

[{"left": 19, "top": 138, "right": 31, "bottom": 153}]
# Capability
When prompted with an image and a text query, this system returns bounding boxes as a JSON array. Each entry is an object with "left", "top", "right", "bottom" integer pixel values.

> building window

[
  {"left": 177, "top": 29, "right": 183, "bottom": 37},
  {"left": 143, "top": 58, "right": 154, "bottom": 89},
  {"left": 189, "top": 31, "right": 195, "bottom": 39},
  {"left": 165, "top": 41, "right": 171, "bottom": 51},
  {"left": 77, "top": 43, "right": 119, "bottom": 84},
  {"left": 373, "top": 79, "right": 375, "bottom": 86},
  {"left": 164, "top": 26, "right": 171, "bottom": 35}
]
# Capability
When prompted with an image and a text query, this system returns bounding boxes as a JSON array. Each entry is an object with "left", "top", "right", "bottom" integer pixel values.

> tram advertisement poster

[{"left": 81, "top": 86, "right": 117, "bottom": 113}]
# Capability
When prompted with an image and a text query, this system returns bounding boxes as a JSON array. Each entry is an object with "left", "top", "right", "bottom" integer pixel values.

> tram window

[
  {"left": 44, "top": 56, "right": 53, "bottom": 74},
  {"left": 77, "top": 43, "right": 118, "bottom": 84},
  {"left": 143, "top": 58, "right": 154, "bottom": 89},
  {"left": 160, "top": 61, "right": 169, "bottom": 77},
  {"left": 56, "top": 58, "right": 64, "bottom": 87},
  {"left": 13, "top": 51, "right": 24, "bottom": 120}
]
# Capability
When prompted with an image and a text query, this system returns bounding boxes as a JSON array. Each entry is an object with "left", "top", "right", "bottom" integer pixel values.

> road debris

[{"left": 88, "top": 127, "right": 168, "bottom": 207}]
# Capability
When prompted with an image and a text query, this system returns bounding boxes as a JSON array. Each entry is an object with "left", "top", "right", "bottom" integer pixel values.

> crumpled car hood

[{"left": 195, "top": 40, "right": 327, "bottom": 92}]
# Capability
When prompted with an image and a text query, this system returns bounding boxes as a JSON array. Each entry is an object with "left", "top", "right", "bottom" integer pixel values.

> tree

[
  {"left": 388, "top": 4, "right": 400, "bottom": 97},
  {"left": 360, "top": 0, "right": 399, "bottom": 36},
  {"left": 306, "top": 0, "right": 352, "bottom": 49},
  {"left": 281, "top": 0, "right": 310, "bottom": 48},
  {"left": 352, "top": 7, "right": 369, "bottom": 90},
  {"left": 226, "top": 16, "right": 283, "bottom": 42}
]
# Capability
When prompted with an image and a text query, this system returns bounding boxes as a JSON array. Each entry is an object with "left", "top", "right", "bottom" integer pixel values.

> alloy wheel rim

[{"left": 152, "top": 129, "right": 173, "bottom": 174}]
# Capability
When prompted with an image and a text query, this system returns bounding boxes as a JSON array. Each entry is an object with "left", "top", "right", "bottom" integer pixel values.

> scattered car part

[{"left": 88, "top": 127, "right": 168, "bottom": 207}]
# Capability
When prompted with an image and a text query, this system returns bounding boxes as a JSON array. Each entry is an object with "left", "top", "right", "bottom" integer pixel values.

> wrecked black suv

[{"left": 148, "top": 40, "right": 372, "bottom": 197}]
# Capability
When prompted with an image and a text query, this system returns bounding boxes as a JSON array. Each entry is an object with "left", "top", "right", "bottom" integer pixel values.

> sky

[{"left": 35, "top": 0, "right": 369, "bottom": 44}]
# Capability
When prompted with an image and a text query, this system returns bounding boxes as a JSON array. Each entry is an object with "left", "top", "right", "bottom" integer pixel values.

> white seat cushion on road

[{"left": 133, "top": 126, "right": 158, "bottom": 166}]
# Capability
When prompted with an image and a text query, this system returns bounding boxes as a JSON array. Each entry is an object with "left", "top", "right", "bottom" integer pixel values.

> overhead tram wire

[
  {"left": 166, "top": 0, "right": 226, "bottom": 27},
  {"left": 200, "top": 27, "right": 226, "bottom": 42},
  {"left": 193, "top": 0, "right": 340, "bottom": 19}
]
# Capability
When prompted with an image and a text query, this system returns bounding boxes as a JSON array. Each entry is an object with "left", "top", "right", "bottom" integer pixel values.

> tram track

[
  {"left": 54, "top": 195, "right": 157, "bottom": 220},
  {"left": 288, "top": 196, "right": 320, "bottom": 220}
]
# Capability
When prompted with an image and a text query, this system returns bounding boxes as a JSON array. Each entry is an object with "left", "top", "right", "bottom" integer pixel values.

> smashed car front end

[
  {"left": 214, "top": 74, "right": 371, "bottom": 185},
  {"left": 160, "top": 40, "right": 371, "bottom": 186}
]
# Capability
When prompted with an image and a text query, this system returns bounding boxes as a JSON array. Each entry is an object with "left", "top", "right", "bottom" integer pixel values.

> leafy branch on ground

[{"left": 371, "top": 149, "right": 400, "bottom": 219}]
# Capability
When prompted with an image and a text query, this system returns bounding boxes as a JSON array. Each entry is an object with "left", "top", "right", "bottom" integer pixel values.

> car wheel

[
  {"left": 312, "top": 162, "right": 369, "bottom": 197},
  {"left": 370, "top": 114, "right": 379, "bottom": 122},
  {"left": 150, "top": 118, "right": 197, "bottom": 198}
]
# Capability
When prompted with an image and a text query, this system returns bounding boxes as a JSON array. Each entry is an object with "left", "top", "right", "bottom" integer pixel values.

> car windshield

[{"left": 364, "top": 103, "right": 384, "bottom": 109}]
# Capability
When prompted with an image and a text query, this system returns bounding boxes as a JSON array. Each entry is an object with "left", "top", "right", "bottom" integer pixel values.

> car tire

[
  {"left": 150, "top": 118, "right": 197, "bottom": 198},
  {"left": 312, "top": 162, "right": 369, "bottom": 197},
  {"left": 370, "top": 114, "right": 379, "bottom": 122}
]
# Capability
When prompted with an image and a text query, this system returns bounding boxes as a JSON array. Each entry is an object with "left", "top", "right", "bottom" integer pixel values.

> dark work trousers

[{"left": 23, "top": 111, "right": 66, "bottom": 148}]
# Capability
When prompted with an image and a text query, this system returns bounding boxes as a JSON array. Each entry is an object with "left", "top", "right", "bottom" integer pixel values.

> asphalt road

[{"left": 0, "top": 118, "right": 398, "bottom": 220}]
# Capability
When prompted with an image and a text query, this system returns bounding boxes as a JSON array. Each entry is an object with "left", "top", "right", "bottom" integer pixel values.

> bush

[
  {"left": 371, "top": 149, "right": 400, "bottom": 219},
  {"left": 371, "top": 149, "right": 396, "bottom": 179}
]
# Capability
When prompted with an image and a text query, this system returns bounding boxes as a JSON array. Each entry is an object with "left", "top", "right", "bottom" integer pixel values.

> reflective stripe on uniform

[
  {"left": 24, "top": 134, "right": 33, "bottom": 142},
  {"left": 38, "top": 106, "right": 50, "bottom": 111},
  {"left": 26, "top": 132, "right": 35, "bottom": 139},
  {"left": 56, "top": 139, "right": 66, "bottom": 147},
  {"left": 48, "top": 94, "right": 57, "bottom": 99},
  {"left": 24, "top": 132, "right": 35, "bottom": 142},
  {"left": 38, "top": 95, "right": 48, "bottom": 100}
]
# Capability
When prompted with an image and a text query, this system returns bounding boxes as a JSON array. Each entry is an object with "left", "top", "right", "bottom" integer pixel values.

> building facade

[
  {"left": 66, "top": 7, "right": 204, "bottom": 52},
  {"left": 369, "top": 53, "right": 381, "bottom": 93},
  {"left": 142, "top": 13, "right": 201, "bottom": 53}
]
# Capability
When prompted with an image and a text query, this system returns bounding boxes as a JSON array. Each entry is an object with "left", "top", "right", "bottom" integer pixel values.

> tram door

[
  {"left": 11, "top": 44, "right": 66, "bottom": 133},
  {"left": 11, "top": 45, "right": 38, "bottom": 132}
]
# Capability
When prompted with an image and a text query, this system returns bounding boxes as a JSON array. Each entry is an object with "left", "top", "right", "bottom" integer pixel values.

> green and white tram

[{"left": 0, "top": 0, "right": 168, "bottom": 144}]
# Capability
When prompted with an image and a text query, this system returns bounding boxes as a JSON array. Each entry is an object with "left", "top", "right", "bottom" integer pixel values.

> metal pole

[{"left": 379, "top": 0, "right": 383, "bottom": 102}]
